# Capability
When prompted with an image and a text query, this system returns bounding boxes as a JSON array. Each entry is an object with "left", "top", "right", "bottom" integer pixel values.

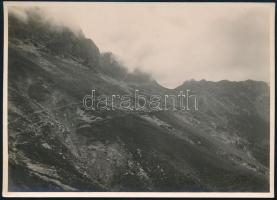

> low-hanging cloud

[{"left": 9, "top": 3, "right": 274, "bottom": 88}]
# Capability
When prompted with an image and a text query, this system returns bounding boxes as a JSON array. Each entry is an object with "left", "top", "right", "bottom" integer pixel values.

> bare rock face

[
  {"left": 100, "top": 52, "right": 128, "bottom": 80},
  {"left": 9, "top": 9, "right": 100, "bottom": 70},
  {"left": 8, "top": 9, "right": 270, "bottom": 192},
  {"left": 74, "top": 38, "right": 100, "bottom": 69}
]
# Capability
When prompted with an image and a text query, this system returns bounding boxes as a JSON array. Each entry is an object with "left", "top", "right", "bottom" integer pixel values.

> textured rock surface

[{"left": 8, "top": 10, "right": 270, "bottom": 192}]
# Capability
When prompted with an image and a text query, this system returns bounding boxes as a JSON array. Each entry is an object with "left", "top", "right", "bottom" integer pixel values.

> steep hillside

[{"left": 7, "top": 9, "right": 270, "bottom": 192}]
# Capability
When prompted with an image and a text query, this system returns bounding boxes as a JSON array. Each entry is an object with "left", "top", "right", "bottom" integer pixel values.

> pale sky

[{"left": 9, "top": 3, "right": 274, "bottom": 88}]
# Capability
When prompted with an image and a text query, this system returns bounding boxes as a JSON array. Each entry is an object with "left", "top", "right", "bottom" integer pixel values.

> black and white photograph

[{"left": 2, "top": 1, "right": 275, "bottom": 198}]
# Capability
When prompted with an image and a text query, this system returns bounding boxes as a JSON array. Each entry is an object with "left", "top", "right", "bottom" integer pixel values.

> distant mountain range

[{"left": 8, "top": 9, "right": 270, "bottom": 192}]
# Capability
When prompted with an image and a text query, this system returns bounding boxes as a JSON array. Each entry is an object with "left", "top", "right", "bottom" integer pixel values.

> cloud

[{"left": 9, "top": 3, "right": 274, "bottom": 88}]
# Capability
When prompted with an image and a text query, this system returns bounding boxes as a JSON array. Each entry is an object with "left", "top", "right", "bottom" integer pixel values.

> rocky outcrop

[
  {"left": 7, "top": 9, "right": 270, "bottom": 192},
  {"left": 9, "top": 9, "right": 100, "bottom": 69}
]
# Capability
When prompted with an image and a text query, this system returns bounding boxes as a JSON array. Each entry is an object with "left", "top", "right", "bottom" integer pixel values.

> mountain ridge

[{"left": 7, "top": 9, "right": 270, "bottom": 192}]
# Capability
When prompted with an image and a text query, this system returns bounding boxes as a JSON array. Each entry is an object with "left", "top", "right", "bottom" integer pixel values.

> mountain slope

[{"left": 7, "top": 9, "right": 270, "bottom": 192}]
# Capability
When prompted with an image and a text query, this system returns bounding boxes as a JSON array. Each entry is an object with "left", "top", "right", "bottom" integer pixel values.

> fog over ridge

[{"left": 9, "top": 3, "right": 273, "bottom": 88}]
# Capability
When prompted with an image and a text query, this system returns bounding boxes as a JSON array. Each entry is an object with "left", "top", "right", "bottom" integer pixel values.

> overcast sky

[{"left": 10, "top": 3, "right": 274, "bottom": 88}]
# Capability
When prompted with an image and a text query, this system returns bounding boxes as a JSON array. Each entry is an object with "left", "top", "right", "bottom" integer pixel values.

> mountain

[{"left": 7, "top": 9, "right": 270, "bottom": 192}]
